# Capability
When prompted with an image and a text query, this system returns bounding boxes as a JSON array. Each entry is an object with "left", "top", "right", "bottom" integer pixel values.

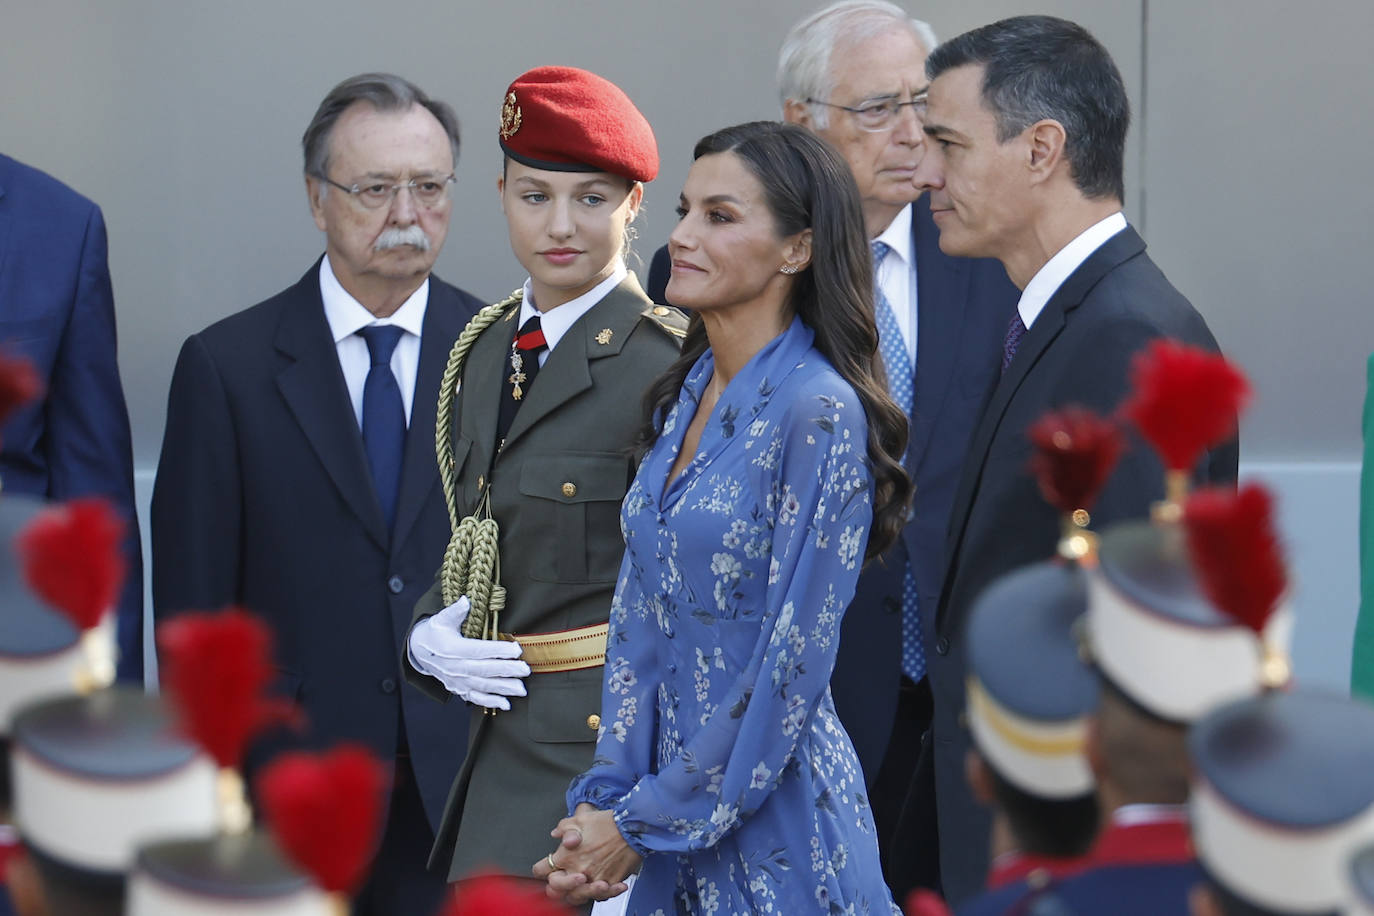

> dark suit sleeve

[
  {"left": 42, "top": 205, "right": 145, "bottom": 682},
  {"left": 403, "top": 576, "right": 454, "bottom": 704},
  {"left": 151, "top": 334, "right": 243, "bottom": 625},
  {"left": 1050, "top": 316, "right": 1179, "bottom": 526}
]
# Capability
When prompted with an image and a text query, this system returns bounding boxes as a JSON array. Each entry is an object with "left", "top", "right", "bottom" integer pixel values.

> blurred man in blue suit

[{"left": 0, "top": 153, "right": 143, "bottom": 683}]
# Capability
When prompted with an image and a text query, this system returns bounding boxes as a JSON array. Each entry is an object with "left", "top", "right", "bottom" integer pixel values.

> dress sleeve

[
  {"left": 608, "top": 389, "right": 873, "bottom": 856},
  {"left": 566, "top": 547, "right": 661, "bottom": 813}
]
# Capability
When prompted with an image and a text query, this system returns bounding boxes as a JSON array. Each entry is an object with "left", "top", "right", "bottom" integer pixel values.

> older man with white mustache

[{"left": 151, "top": 73, "right": 484, "bottom": 915}]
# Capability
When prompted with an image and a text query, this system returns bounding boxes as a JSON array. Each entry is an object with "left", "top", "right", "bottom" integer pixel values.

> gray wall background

[{"left": 4, "top": 1, "right": 1368, "bottom": 687}]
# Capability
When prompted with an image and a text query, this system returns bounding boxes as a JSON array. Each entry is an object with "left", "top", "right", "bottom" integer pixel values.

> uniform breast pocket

[{"left": 519, "top": 452, "right": 633, "bottom": 584}]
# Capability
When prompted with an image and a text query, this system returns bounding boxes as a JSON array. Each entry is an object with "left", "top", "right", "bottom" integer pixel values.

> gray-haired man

[
  {"left": 152, "top": 73, "right": 483, "bottom": 914},
  {"left": 777, "top": 1, "right": 1017, "bottom": 897}
]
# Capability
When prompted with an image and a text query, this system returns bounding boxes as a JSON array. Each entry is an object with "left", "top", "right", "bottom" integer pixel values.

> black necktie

[
  {"left": 496, "top": 315, "right": 548, "bottom": 447},
  {"left": 358, "top": 326, "right": 406, "bottom": 530}
]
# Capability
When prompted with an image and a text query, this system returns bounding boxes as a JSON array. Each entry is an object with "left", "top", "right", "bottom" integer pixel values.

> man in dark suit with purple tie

[{"left": 910, "top": 16, "right": 1236, "bottom": 904}]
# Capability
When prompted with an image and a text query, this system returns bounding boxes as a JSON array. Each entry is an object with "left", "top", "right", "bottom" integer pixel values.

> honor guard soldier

[
  {"left": 0, "top": 493, "right": 87, "bottom": 916},
  {"left": 9, "top": 689, "right": 219, "bottom": 915},
  {"left": 0, "top": 481, "right": 130, "bottom": 916},
  {"left": 0, "top": 495, "right": 85, "bottom": 800},
  {"left": 1038, "top": 479, "right": 1291, "bottom": 914},
  {"left": 958, "top": 559, "right": 1099, "bottom": 916},
  {"left": 957, "top": 408, "right": 1123, "bottom": 916},
  {"left": 129, "top": 833, "right": 330, "bottom": 916},
  {"left": 1187, "top": 690, "right": 1374, "bottom": 916},
  {"left": 404, "top": 66, "right": 685, "bottom": 891}
]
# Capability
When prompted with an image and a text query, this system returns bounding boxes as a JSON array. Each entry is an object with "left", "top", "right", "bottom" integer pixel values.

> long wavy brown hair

[{"left": 640, "top": 121, "right": 912, "bottom": 560}]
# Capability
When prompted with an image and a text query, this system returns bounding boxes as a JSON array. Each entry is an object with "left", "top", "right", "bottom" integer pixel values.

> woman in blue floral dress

[{"left": 538, "top": 122, "right": 912, "bottom": 914}]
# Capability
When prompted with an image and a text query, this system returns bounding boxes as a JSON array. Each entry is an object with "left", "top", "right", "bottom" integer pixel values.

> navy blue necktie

[
  {"left": 872, "top": 240, "right": 925, "bottom": 684},
  {"left": 358, "top": 325, "right": 406, "bottom": 531}
]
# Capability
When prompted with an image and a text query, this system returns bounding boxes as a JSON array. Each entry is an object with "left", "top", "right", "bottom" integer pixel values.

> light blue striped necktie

[{"left": 872, "top": 240, "right": 925, "bottom": 683}]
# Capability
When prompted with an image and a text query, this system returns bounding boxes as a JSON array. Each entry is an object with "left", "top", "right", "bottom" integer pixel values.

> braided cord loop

[{"left": 434, "top": 291, "right": 522, "bottom": 638}]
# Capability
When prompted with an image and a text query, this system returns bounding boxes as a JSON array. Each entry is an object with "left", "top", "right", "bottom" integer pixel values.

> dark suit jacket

[
  {"left": 644, "top": 199, "right": 1018, "bottom": 778},
  {"left": 0, "top": 154, "right": 143, "bottom": 682},
  {"left": 831, "top": 197, "right": 1018, "bottom": 779},
  {"left": 151, "top": 261, "right": 480, "bottom": 831},
  {"left": 925, "top": 226, "right": 1238, "bottom": 904},
  {"left": 405, "top": 275, "right": 683, "bottom": 879}
]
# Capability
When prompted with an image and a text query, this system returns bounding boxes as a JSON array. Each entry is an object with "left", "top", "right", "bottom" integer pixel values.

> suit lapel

[
  {"left": 498, "top": 276, "right": 647, "bottom": 453},
  {"left": 392, "top": 279, "right": 471, "bottom": 552},
  {"left": 936, "top": 226, "right": 1146, "bottom": 633},
  {"left": 909, "top": 196, "right": 970, "bottom": 474},
  {"left": 274, "top": 262, "right": 389, "bottom": 551}
]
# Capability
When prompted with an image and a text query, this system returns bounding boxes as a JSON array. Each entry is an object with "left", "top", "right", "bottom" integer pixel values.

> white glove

[{"left": 408, "top": 596, "right": 530, "bottom": 710}]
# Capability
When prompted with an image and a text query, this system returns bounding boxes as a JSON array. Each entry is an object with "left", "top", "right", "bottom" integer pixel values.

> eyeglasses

[
  {"left": 807, "top": 92, "right": 928, "bottom": 132},
  {"left": 317, "top": 174, "right": 456, "bottom": 209}
]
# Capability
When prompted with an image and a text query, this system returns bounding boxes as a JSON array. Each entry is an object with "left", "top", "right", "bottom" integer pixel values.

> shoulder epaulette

[{"left": 639, "top": 303, "right": 689, "bottom": 340}]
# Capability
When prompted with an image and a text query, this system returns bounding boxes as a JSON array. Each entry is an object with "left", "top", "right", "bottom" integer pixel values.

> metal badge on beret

[{"left": 500, "top": 91, "right": 521, "bottom": 140}]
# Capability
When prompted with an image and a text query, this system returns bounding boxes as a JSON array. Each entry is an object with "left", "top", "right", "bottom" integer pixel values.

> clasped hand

[
  {"left": 532, "top": 804, "right": 642, "bottom": 906},
  {"left": 407, "top": 596, "right": 530, "bottom": 710}
]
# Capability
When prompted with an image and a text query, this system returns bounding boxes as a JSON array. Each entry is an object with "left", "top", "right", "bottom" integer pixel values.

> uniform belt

[{"left": 505, "top": 622, "right": 609, "bottom": 673}]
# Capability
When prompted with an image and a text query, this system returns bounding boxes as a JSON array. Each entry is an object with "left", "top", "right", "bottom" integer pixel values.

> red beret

[{"left": 499, "top": 66, "right": 659, "bottom": 183}]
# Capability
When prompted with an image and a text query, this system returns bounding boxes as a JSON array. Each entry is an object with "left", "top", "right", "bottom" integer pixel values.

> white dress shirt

[
  {"left": 1017, "top": 211, "right": 1128, "bottom": 330},
  {"left": 873, "top": 204, "right": 918, "bottom": 363},
  {"left": 516, "top": 263, "right": 628, "bottom": 367},
  {"left": 319, "top": 254, "right": 428, "bottom": 427}
]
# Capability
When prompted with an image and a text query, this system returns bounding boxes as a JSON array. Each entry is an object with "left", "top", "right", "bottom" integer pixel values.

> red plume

[
  {"left": 905, "top": 888, "right": 953, "bottom": 916},
  {"left": 1028, "top": 407, "right": 1124, "bottom": 514},
  {"left": 1120, "top": 340, "right": 1249, "bottom": 472},
  {"left": 15, "top": 498, "right": 126, "bottom": 630},
  {"left": 156, "top": 609, "right": 300, "bottom": 768},
  {"left": 256, "top": 745, "right": 388, "bottom": 894},
  {"left": 1183, "top": 483, "right": 1286, "bottom": 634},
  {"left": 437, "top": 873, "right": 572, "bottom": 916},
  {"left": 0, "top": 353, "right": 43, "bottom": 427}
]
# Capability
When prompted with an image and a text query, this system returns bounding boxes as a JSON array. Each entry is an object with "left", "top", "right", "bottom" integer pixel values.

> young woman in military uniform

[{"left": 404, "top": 66, "right": 684, "bottom": 890}]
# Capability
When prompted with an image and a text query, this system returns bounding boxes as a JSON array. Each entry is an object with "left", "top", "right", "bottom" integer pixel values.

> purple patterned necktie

[{"left": 1002, "top": 311, "right": 1028, "bottom": 374}]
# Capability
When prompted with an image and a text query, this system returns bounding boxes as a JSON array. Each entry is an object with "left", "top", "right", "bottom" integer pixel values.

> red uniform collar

[
  {"left": 0, "top": 825, "right": 21, "bottom": 884},
  {"left": 987, "top": 850, "right": 1091, "bottom": 890},
  {"left": 1088, "top": 805, "right": 1194, "bottom": 867}
]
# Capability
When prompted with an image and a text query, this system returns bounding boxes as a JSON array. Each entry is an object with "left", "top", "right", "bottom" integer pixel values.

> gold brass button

[
  {"left": 562, "top": 482, "right": 577, "bottom": 498},
  {"left": 652, "top": 306, "right": 669, "bottom": 316},
  {"left": 587, "top": 714, "right": 601, "bottom": 730},
  {"left": 477, "top": 475, "right": 484, "bottom": 490}
]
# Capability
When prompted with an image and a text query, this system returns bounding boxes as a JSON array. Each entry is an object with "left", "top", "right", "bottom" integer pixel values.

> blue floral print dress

[{"left": 567, "top": 318, "right": 899, "bottom": 915}]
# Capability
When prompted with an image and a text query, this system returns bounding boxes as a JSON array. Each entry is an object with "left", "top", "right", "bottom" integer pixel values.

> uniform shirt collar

[
  {"left": 518, "top": 262, "right": 627, "bottom": 353},
  {"left": 320, "top": 253, "right": 429, "bottom": 341},
  {"left": 1017, "top": 211, "right": 1127, "bottom": 330}
]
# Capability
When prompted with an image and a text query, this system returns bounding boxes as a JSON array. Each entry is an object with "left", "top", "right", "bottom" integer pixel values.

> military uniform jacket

[{"left": 404, "top": 274, "right": 683, "bottom": 878}]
